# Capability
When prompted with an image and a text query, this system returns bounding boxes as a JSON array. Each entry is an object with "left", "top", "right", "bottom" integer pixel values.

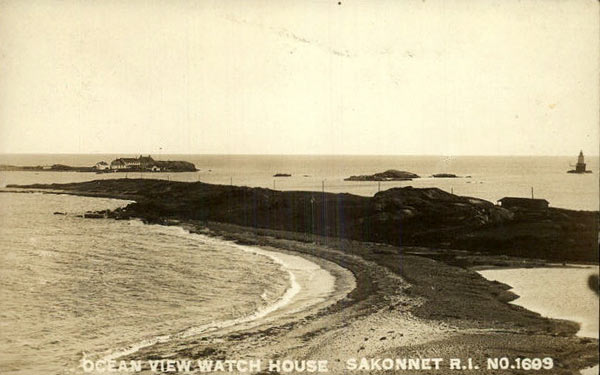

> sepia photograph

[{"left": 0, "top": 1, "right": 598, "bottom": 374}]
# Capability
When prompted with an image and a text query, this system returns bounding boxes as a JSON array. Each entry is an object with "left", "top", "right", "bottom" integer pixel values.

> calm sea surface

[
  {"left": 0, "top": 154, "right": 598, "bottom": 210},
  {"left": 0, "top": 193, "right": 291, "bottom": 374}
]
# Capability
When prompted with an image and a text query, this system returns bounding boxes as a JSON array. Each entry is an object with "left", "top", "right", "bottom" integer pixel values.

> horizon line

[{"left": 0, "top": 152, "right": 599, "bottom": 158}]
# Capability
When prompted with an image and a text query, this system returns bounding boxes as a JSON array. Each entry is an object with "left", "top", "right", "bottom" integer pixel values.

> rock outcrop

[{"left": 345, "top": 169, "right": 419, "bottom": 181}]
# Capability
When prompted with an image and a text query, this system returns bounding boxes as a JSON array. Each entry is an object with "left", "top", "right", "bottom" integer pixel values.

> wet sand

[
  {"left": 116, "top": 222, "right": 450, "bottom": 374},
  {"left": 91, "top": 231, "right": 355, "bottom": 372}
]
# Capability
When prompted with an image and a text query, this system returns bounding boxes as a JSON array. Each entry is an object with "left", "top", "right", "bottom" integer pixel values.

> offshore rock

[{"left": 345, "top": 170, "right": 420, "bottom": 181}]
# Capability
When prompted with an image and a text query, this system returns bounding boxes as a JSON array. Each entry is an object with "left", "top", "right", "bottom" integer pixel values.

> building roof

[
  {"left": 96, "top": 161, "right": 108, "bottom": 165},
  {"left": 138, "top": 155, "right": 154, "bottom": 163}
]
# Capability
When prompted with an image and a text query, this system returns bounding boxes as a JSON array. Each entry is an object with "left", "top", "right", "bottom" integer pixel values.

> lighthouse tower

[{"left": 576, "top": 150, "right": 586, "bottom": 173}]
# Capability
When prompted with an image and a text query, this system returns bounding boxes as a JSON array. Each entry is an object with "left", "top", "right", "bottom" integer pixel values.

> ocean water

[
  {"left": 0, "top": 192, "right": 300, "bottom": 374},
  {"left": 0, "top": 154, "right": 598, "bottom": 211}
]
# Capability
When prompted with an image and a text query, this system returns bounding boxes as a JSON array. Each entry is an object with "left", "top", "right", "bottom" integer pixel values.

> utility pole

[
  {"left": 321, "top": 180, "right": 327, "bottom": 238},
  {"left": 451, "top": 187, "right": 454, "bottom": 194},
  {"left": 531, "top": 187, "right": 534, "bottom": 199},
  {"left": 230, "top": 177, "right": 233, "bottom": 186},
  {"left": 310, "top": 197, "right": 315, "bottom": 235},
  {"left": 378, "top": 181, "right": 381, "bottom": 192}
]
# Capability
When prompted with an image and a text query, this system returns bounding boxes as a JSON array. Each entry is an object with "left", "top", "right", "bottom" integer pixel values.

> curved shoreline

[
  {"left": 114, "top": 220, "right": 441, "bottom": 374},
  {"left": 94, "top": 226, "right": 356, "bottom": 367},
  {"left": 182, "top": 221, "right": 598, "bottom": 374},
  {"left": 3, "top": 188, "right": 598, "bottom": 374}
]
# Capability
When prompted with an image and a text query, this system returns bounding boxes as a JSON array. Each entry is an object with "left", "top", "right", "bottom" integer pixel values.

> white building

[{"left": 110, "top": 158, "right": 140, "bottom": 170}]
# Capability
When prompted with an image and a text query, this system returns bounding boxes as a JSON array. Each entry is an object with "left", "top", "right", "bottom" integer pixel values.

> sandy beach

[
  {"left": 113, "top": 221, "right": 452, "bottom": 374},
  {"left": 105, "top": 219, "right": 597, "bottom": 375}
]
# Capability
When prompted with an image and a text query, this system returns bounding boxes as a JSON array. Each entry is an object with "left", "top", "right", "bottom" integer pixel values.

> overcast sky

[{"left": 0, "top": 0, "right": 598, "bottom": 155}]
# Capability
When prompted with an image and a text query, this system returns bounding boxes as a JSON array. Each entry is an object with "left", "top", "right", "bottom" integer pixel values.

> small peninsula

[
  {"left": 10, "top": 178, "right": 597, "bottom": 263},
  {"left": 0, "top": 155, "right": 197, "bottom": 173}
]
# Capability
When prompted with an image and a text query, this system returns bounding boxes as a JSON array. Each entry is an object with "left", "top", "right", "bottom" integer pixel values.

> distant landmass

[
  {"left": 345, "top": 169, "right": 419, "bottom": 181},
  {"left": 0, "top": 164, "right": 95, "bottom": 172},
  {"left": 0, "top": 155, "right": 197, "bottom": 173}
]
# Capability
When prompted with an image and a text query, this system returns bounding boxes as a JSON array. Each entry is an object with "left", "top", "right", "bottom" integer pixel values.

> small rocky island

[
  {"left": 345, "top": 169, "right": 419, "bottom": 181},
  {"left": 273, "top": 173, "right": 292, "bottom": 177},
  {"left": 432, "top": 173, "right": 459, "bottom": 178}
]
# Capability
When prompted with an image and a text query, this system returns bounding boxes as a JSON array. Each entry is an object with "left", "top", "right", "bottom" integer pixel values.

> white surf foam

[{"left": 93, "top": 224, "right": 332, "bottom": 366}]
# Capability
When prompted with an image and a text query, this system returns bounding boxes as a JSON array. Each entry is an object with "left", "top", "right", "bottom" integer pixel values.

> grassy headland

[{"left": 11, "top": 178, "right": 598, "bottom": 262}]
